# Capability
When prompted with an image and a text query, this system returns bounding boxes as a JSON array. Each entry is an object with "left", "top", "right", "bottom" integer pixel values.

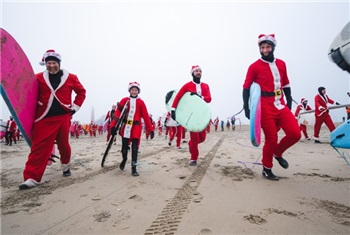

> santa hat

[
  {"left": 39, "top": 49, "right": 62, "bottom": 66},
  {"left": 258, "top": 34, "right": 277, "bottom": 47},
  {"left": 128, "top": 81, "right": 141, "bottom": 93},
  {"left": 300, "top": 98, "right": 308, "bottom": 103},
  {"left": 190, "top": 65, "right": 202, "bottom": 74}
]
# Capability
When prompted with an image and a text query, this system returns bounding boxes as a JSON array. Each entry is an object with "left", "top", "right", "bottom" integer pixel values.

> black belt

[
  {"left": 122, "top": 120, "right": 140, "bottom": 125},
  {"left": 261, "top": 89, "right": 282, "bottom": 97}
]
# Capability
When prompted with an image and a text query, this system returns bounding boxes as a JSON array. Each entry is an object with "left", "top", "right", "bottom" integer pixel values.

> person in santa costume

[
  {"left": 19, "top": 49, "right": 86, "bottom": 189},
  {"left": 5, "top": 116, "right": 17, "bottom": 146},
  {"left": 242, "top": 34, "right": 301, "bottom": 181},
  {"left": 105, "top": 104, "right": 117, "bottom": 144},
  {"left": 164, "top": 112, "right": 183, "bottom": 149},
  {"left": 313, "top": 87, "right": 340, "bottom": 143},
  {"left": 171, "top": 65, "right": 212, "bottom": 166},
  {"left": 110, "top": 82, "right": 154, "bottom": 176},
  {"left": 213, "top": 116, "right": 219, "bottom": 131},
  {"left": 294, "top": 98, "right": 313, "bottom": 140}
]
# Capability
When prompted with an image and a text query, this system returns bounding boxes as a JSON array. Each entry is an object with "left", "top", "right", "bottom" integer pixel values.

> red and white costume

[
  {"left": 213, "top": 117, "right": 219, "bottom": 131},
  {"left": 313, "top": 93, "right": 336, "bottom": 139},
  {"left": 23, "top": 69, "right": 86, "bottom": 183},
  {"left": 112, "top": 97, "right": 154, "bottom": 140},
  {"left": 294, "top": 98, "right": 312, "bottom": 139},
  {"left": 5, "top": 119, "right": 17, "bottom": 144},
  {"left": 171, "top": 78, "right": 212, "bottom": 162},
  {"left": 166, "top": 112, "right": 183, "bottom": 147},
  {"left": 104, "top": 107, "right": 116, "bottom": 142},
  {"left": 243, "top": 58, "right": 300, "bottom": 169}
]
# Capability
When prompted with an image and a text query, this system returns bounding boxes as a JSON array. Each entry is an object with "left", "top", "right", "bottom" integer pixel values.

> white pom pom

[{"left": 39, "top": 61, "right": 45, "bottom": 66}]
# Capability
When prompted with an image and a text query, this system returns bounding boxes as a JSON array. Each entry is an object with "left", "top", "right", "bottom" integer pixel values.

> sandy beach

[{"left": 1, "top": 124, "right": 350, "bottom": 235}]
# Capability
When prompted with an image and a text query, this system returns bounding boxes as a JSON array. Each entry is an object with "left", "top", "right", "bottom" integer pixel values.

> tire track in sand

[{"left": 144, "top": 137, "right": 224, "bottom": 235}]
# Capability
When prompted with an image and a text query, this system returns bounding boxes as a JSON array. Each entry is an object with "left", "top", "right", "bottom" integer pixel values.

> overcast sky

[{"left": 1, "top": 0, "right": 349, "bottom": 125}]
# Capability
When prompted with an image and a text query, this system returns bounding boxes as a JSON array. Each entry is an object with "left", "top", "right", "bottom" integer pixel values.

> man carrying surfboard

[
  {"left": 242, "top": 34, "right": 301, "bottom": 181},
  {"left": 19, "top": 49, "right": 86, "bottom": 189},
  {"left": 171, "top": 65, "right": 212, "bottom": 166},
  {"left": 110, "top": 82, "right": 154, "bottom": 176}
]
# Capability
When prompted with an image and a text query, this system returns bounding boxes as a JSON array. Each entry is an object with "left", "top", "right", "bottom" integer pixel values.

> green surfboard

[{"left": 165, "top": 90, "right": 211, "bottom": 132}]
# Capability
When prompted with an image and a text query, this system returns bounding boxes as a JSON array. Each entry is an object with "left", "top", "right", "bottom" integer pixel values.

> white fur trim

[
  {"left": 71, "top": 103, "right": 80, "bottom": 112},
  {"left": 20, "top": 179, "right": 40, "bottom": 188},
  {"left": 258, "top": 34, "right": 277, "bottom": 46},
  {"left": 61, "top": 163, "right": 70, "bottom": 172}
]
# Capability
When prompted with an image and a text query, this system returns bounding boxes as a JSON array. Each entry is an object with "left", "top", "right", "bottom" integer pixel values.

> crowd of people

[{"left": 2, "top": 33, "right": 348, "bottom": 190}]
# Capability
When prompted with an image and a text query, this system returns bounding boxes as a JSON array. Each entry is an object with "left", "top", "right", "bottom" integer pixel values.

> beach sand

[{"left": 1, "top": 124, "right": 349, "bottom": 235}]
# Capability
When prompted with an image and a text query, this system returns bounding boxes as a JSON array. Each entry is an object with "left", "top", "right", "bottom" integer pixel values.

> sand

[{"left": 1, "top": 124, "right": 350, "bottom": 235}]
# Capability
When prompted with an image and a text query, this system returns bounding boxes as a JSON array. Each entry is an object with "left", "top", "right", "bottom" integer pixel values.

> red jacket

[
  {"left": 314, "top": 94, "right": 335, "bottom": 117},
  {"left": 243, "top": 58, "right": 290, "bottom": 111},
  {"left": 112, "top": 96, "right": 154, "bottom": 139},
  {"left": 7, "top": 120, "right": 17, "bottom": 132},
  {"left": 35, "top": 70, "right": 86, "bottom": 122},
  {"left": 171, "top": 81, "right": 211, "bottom": 110}
]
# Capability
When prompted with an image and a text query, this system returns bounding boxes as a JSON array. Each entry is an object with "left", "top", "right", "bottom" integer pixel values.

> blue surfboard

[
  {"left": 330, "top": 120, "right": 350, "bottom": 149},
  {"left": 249, "top": 83, "right": 261, "bottom": 147}
]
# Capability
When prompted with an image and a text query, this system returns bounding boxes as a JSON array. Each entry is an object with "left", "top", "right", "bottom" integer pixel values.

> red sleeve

[
  {"left": 243, "top": 63, "right": 256, "bottom": 90},
  {"left": 294, "top": 105, "right": 302, "bottom": 116},
  {"left": 140, "top": 100, "right": 154, "bottom": 132},
  {"left": 201, "top": 83, "right": 212, "bottom": 103},
  {"left": 71, "top": 74, "right": 86, "bottom": 108},
  {"left": 171, "top": 82, "right": 193, "bottom": 110},
  {"left": 326, "top": 95, "right": 335, "bottom": 104}
]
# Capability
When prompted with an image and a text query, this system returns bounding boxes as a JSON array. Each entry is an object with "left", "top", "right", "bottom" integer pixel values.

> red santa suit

[
  {"left": 104, "top": 107, "right": 116, "bottom": 142},
  {"left": 243, "top": 58, "right": 300, "bottom": 169},
  {"left": 294, "top": 98, "right": 312, "bottom": 139},
  {"left": 5, "top": 119, "right": 17, "bottom": 145},
  {"left": 165, "top": 112, "right": 183, "bottom": 148},
  {"left": 313, "top": 90, "right": 336, "bottom": 140},
  {"left": 171, "top": 79, "right": 212, "bottom": 162},
  {"left": 156, "top": 118, "right": 163, "bottom": 136},
  {"left": 23, "top": 69, "right": 86, "bottom": 183},
  {"left": 112, "top": 97, "right": 154, "bottom": 140},
  {"left": 213, "top": 117, "right": 219, "bottom": 131}
]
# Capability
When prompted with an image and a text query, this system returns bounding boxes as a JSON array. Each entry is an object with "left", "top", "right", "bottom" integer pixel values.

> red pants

[
  {"left": 23, "top": 114, "right": 71, "bottom": 182},
  {"left": 300, "top": 124, "right": 309, "bottom": 138},
  {"left": 313, "top": 113, "right": 335, "bottom": 139},
  {"left": 188, "top": 129, "right": 207, "bottom": 161},
  {"left": 169, "top": 126, "right": 183, "bottom": 147},
  {"left": 261, "top": 108, "right": 301, "bottom": 169}
]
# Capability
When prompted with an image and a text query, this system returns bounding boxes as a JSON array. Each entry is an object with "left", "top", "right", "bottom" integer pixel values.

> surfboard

[
  {"left": 297, "top": 113, "right": 315, "bottom": 126},
  {"left": 330, "top": 120, "right": 350, "bottom": 149},
  {"left": 102, "top": 119, "right": 109, "bottom": 132},
  {"left": 0, "top": 28, "right": 38, "bottom": 146},
  {"left": 165, "top": 90, "right": 211, "bottom": 132},
  {"left": 249, "top": 83, "right": 261, "bottom": 147},
  {"left": 328, "top": 21, "right": 350, "bottom": 72},
  {"left": 101, "top": 100, "right": 129, "bottom": 167},
  {"left": 299, "top": 104, "right": 350, "bottom": 115},
  {"left": 0, "top": 28, "right": 56, "bottom": 165}
]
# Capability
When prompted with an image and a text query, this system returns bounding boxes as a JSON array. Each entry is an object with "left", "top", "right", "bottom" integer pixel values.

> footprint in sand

[{"left": 199, "top": 228, "right": 212, "bottom": 234}]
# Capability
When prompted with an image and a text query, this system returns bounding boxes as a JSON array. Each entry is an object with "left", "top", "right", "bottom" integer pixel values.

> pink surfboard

[
  {"left": 1, "top": 28, "right": 38, "bottom": 146},
  {"left": 1, "top": 28, "right": 55, "bottom": 165},
  {"left": 103, "top": 119, "right": 109, "bottom": 132}
]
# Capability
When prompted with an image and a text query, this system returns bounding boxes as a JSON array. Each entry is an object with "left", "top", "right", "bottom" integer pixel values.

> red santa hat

[
  {"left": 300, "top": 98, "right": 308, "bottom": 103},
  {"left": 39, "top": 49, "right": 62, "bottom": 66},
  {"left": 190, "top": 65, "right": 202, "bottom": 74},
  {"left": 128, "top": 81, "right": 141, "bottom": 93},
  {"left": 258, "top": 34, "right": 277, "bottom": 47}
]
